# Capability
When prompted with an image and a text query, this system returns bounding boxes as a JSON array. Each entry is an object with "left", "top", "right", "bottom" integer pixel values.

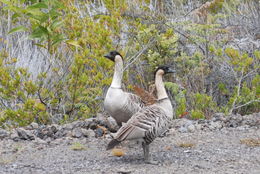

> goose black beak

[
  {"left": 104, "top": 53, "right": 112, "bottom": 59},
  {"left": 167, "top": 68, "right": 176, "bottom": 73},
  {"left": 104, "top": 53, "right": 115, "bottom": 61}
]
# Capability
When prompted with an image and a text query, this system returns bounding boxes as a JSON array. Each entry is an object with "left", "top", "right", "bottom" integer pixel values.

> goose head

[
  {"left": 154, "top": 65, "right": 176, "bottom": 76},
  {"left": 104, "top": 51, "right": 123, "bottom": 62}
]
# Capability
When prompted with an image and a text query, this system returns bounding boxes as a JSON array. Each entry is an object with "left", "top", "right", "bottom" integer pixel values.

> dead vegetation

[
  {"left": 111, "top": 148, "right": 125, "bottom": 157},
  {"left": 176, "top": 142, "right": 196, "bottom": 148},
  {"left": 240, "top": 138, "right": 260, "bottom": 147},
  {"left": 70, "top": 142, "right": 87, "bottom": 151}
]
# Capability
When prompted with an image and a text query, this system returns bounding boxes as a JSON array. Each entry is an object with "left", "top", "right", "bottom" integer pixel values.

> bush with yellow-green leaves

[
  {"left": 0, "top": 0, "right": 124, "bottom": 127},
  {"left": 0, "top": 0, "right": 259, "bottom": 128}
]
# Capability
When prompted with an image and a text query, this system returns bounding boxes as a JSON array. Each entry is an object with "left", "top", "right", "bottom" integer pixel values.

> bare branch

[
  {"left": 229, "top": 68, "right": 244, "bottom": 114},
  {"left": 37, "top": 89, "right": 47, "bottom": 106},
  {"left": 123, "top": 38, "right": 156, "bottom": 71},
  {"left": 233, "top": 100, "right": 260, "bottom": 110}
]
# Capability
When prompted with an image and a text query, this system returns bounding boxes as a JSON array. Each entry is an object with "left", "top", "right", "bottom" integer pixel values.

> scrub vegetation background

[{"left": 0, "top": 0, "right": 259, "bottom": 128}]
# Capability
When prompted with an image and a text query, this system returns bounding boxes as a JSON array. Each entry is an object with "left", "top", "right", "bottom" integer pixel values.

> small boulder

[
  {"left": 35, "top": 124, "right": 59, "bottom": 139},
  {"left": 45, "top": 125, "right": 59, "bottom": 137},
  {"left": 10, "top": 131, "right": 20, "bottom": 141},
  {"left": 106, "top": 117, "right": 119, "bottom": 132},
  {"left": 209, "top": 121, "right": 223, "bottom": 130},
  {"left": 51, "top": 124, "right": 59, "bottom": 133},
  {"left": 187, "top": 124, "right": 195, "bottom": 133},
  {"left": 83, "top": 118, "right": 96, "bottom": 129},
  {"left": 178, "top": 126, "right": 187, "bottom": 133},
  {"left": 63, "top": 123, "right": 73, "bottom": 130},
  {"left": 178, "top": 119, "right": 194, "bottom": 133},
  {"left": 95, "top": 127, "right": 105, "bottom": 137},
  {"left": 195, "top": 123, "right": 202, "bottom": 130},
  {"left": 30, "top": 122, "right": 39, "bottom": 129},
  {"left": 212, "top": 113, "right": 226, "bottom": 122},
  {"left": 71, "top": 121, "right": 84, "bottom": 129},
  {"left": 89, "top": 122, "right": 97, "bottom": 130},
  {"left": 81, "top": 128, "right": 93, "bottom": 137},
  {"left": 54, "top": 128, "right": 68, "bottom": 139},
  {"left": 72, "top": 128, "right": 83, "bottom": 138},
  {"left": 0, "top": 128, "right": 9, "bottom": 140},
  {"left": 87, "top": 129, "right": 96, "bottom": 138},
  {"left": 174, "top": 118, "right": 192, "bottom": 128},
  {"left": 96, "top": 113, "right": 107, "bottom": 125},
  {"left": 16, "top": 128, "right": 35, "bottom": 140},
  {"left": 226, "top": 119, "right": 239, "bottom": 128}
]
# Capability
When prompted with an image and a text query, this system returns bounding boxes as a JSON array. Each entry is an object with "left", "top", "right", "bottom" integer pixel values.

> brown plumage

[{"left": 133, "top": 85, "right": 157, "bottom": 106}]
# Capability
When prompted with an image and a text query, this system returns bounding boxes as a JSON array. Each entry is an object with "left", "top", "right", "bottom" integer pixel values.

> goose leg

[{"left": 142, "top": 143, "right": 158, "bottom": 165}]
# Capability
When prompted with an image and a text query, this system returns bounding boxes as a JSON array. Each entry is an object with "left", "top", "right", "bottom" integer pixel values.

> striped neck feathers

[
  {"left": 111, "top": 55, "right": 123, "bottom": 88},
  {"left": 155, "top": 69, "right": 168, "bottom": 100}
]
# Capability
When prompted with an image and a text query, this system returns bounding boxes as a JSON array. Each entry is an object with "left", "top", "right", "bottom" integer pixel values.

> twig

[
  {"left": 37, "top": 89, "right": 47, "bottom": 106},
  {"left": 123, "top": 38, "right": 156, "bottom": 71},
  {"left": 183, "top": 5, "right": 203, "bottom": 18},
  {"left": 242, "top": 70, "right": 258, "bottom": 80},
  {"left": 233, "top": 100, "right": 260, "bottom": 110},
  {"left": 164, "top": 24, "right": 206, "bottom": 55},
  {"left": 229, "top": 68, "right": 244, "bottom": 114}
]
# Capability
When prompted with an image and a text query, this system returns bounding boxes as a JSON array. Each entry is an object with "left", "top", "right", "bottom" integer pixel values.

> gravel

[{"left": 0, "top": 113, "right": 259, "bottom": 174}]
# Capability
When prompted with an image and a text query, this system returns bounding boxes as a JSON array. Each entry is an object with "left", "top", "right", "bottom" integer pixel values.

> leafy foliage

[
  {"left": 0, "top": 51, "right": 49, "bottom": 127},
  {"left": 3, "top": 0, "right": 65, "bottom": 52},
  {"left": 0, "top": 0, "right": 123, "bottom": 127},
  {"left": 0, "top": 0, "right": 259, "bottom": 128}
]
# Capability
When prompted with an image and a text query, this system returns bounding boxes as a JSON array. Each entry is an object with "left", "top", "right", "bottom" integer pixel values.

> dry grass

[
  {"left": 240, "top": 138, "right": 260, "bottom": 147},
  {"left": 0, "top": 156, "right": 14, "bottom": 165},
  {"left": 177, "top": 142, "right": 196, "bottom": 148},
  {"left": 70, "top": 142, "right": 86, "bottom": 151},
  {"left": 111, "top": 148, "right": 125, "bottom": 157}
]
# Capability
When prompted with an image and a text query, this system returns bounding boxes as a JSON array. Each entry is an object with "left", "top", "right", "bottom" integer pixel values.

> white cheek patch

[
  {"left": 157, "top": 69, "right": 164, "bottom": 75},
  {"left": 115, "top": 55, "right": 122, "bottom": 62}
]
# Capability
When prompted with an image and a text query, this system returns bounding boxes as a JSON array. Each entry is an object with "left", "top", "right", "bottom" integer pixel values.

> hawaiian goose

[
  {"left": 104, "top": 51, "right": 145, "bottom": 126},
  {"left": 107, "top": 65, "right": 175, "bottom": 164}
]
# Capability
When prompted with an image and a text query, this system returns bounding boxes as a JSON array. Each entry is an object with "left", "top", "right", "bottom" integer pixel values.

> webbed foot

[{"left": 145, "top": 158, "right": 159, "bottom": 165}]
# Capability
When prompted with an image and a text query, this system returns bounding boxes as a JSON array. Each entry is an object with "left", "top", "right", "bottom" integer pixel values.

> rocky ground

[{"left": 0, "top": 113, "right": 260, "bottom": 174}]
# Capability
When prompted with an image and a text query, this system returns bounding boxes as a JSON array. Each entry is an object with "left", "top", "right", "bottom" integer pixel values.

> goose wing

[
  {"left": 125, "top": 92, "right": 145, "bottom": 110},
  {"left": 114, "top": 105, "right": 170, "bottom": 142}
]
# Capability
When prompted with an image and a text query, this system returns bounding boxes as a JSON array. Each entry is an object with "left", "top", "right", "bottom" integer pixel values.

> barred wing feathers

[
  {"left": 114, "top": 105, "right": 171, "bottom": 144},
  {"left": 124, "top": 92, "right": 145, "bottom": 113}
]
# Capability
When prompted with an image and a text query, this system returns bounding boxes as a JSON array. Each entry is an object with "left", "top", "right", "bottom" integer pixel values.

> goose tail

[{"left": 107, "top": 139, "right": 121, "bottom": 150}]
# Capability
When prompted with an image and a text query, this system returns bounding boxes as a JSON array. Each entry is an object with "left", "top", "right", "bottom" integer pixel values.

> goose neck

[
  {"left": 155, "top": 72, "right": 168, "bottom": 100},
  {"left": 111, "top": 56, "right": 123, "bottom": 88}
]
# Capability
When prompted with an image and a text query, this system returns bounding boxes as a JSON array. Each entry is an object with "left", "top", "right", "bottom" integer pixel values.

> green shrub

[
  {"left": 0, "top": 0, "right": 124, "bottom": 127},
  {"left": 0, "top": 0, "right": 259, "bottom": 128},
  {"left": 165, "top": 82, "right": 187, "bottom": 118},
  {"left": 191, "top": 110, "right": 205, "bottom": 120},
  {"left": 0, "top": 51, "right": 50, "bottom": 127}
]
